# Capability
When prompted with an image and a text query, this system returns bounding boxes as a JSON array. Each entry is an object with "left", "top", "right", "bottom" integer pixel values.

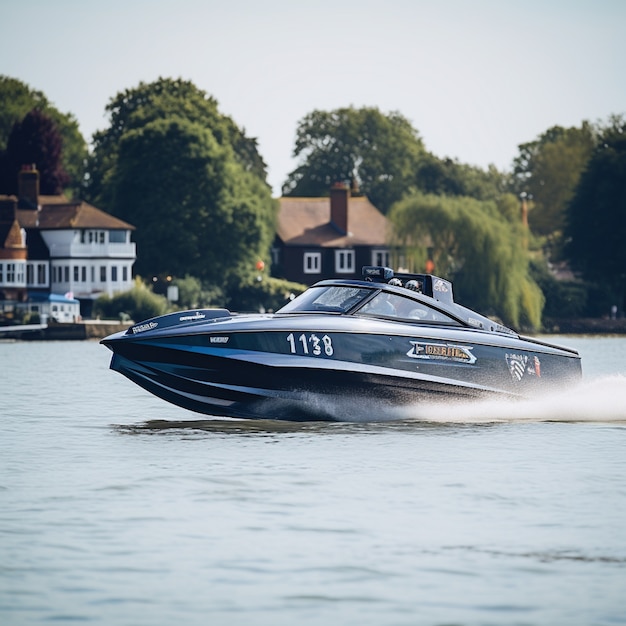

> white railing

[{"left": 48, "top": 242, "right": 136, "bottom": 258}]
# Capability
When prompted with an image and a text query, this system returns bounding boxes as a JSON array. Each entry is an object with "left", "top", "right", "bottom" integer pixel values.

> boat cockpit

[{"left": 276, "top": 266, "right": 517, "bottom": 336}]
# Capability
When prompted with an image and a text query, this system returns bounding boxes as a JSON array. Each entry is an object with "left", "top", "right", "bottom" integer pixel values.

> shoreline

[
  {"left": 2, "top": 317, "right": 625, "bottom": 341},
  {"left": 0, "top": 320, "right": 131, "bottom": 340}
]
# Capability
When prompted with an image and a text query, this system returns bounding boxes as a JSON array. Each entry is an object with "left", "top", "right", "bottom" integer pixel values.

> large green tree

[
  {"left": 87, "top": 78, "right": 268, "bottom": 205},
  {"left": 390, "top": 192, "right": 543, "bottom": 330},
  {"left": 0, "top": 75, "right": 87, "bottom": 196},
  {"left": 511, "top": 123, "right": 595, "bottom": 238},
  {"left": 283, "top": 106, "right": 508, "bottom": 212},
  {"left": 283, "top": 106, "right": 427, "bottom": 213},
  {"left": 565, "top": 115, "right": 626, "bottom": 311},
  {"left": 98, "top": 81, "right": 277, "bottom": 291}
]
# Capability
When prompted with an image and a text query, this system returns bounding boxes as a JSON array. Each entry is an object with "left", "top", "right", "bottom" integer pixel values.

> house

[
  {"left": 0, "top": 166, "right": 136, "bottom": 319},
  {"left": 272, "top": 182, "right": 391, "bottom": 284}
]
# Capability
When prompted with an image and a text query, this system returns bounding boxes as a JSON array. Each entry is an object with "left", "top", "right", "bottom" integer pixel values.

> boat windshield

[{"left": 277, "top": 286, "right": 373, "bottom": 314}]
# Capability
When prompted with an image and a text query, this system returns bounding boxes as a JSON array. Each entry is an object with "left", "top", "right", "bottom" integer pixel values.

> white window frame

[
  {"left": 303, "top": 252, "right": 321, "bottom": 274},
  {"left": 371, "top": 249, "right": 390, "bottom": 267},
  {"left": 335, "top": 249, "right": 355, "bottom": 274}
]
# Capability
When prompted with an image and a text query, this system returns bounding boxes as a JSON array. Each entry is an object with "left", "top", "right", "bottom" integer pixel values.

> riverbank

[
  {"left": 2, "top": 317, "right": 625, "bottom": 341},
  {"left": 0, "top": 320, "right": 131, "bottom": 340},
  {"left": 543, "top": 317, "right": 626, "bottom": 334}
]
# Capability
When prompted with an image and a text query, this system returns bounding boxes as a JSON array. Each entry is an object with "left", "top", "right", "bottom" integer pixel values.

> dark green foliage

[
  {"left": 5, "top": 109, "right": 69, "bottom": 194},
  {"left": 283, "top": 107, "right": 426, "bottom": 213},
  {"left": 87, "top": 77, "right": 268, "bottom": 204},
  {"left": 171, "top": 275, "right": 224, "bottom": 310},
  {"left": 226, "top": 276, "right": 307, "bottom": 313},
  {"left": 529, "top": 260, "right": 588, "bottom": 320},
  {"left": 94, "top": 281, "right": 169, "bottom": 322},
  {"left": 511, "top": 123, "right": 595, "bottom": 237},
  {"left": 283, "top": 106, "right": 509, "bottom": 212},
  {"left": 0, "top": 76, "right": 88, "bottom": 197},
  {"left": 91, "top": 78, "right": 277, "bottom": 298},
  {"left": 565, "top": 116, "right": 626, "bottom": 310},
  {"left": 416, "top": 156, "right": 507, "bottom": 201}
]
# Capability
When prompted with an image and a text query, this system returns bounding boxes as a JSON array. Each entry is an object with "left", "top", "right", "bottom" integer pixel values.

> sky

[{"left": 2, "top": 0, "right": 625, "bottom": 195}]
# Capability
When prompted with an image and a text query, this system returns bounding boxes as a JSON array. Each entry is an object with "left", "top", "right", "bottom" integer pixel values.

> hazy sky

[{"left": 2, "top": 0, "right": 624, "bottom": 195}]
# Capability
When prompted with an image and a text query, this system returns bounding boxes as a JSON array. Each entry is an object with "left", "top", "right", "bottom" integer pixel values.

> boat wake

[
  {"left": 115, "top": 376, "right": 626, "bottom": 433},
  {"left": 393, "top": 374, "right": 626, "bottom": 425}
]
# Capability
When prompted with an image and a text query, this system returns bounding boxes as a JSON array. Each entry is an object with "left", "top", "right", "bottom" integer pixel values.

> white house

[{"left": 0, "top": 166, "right": 136, "bottom": 318}]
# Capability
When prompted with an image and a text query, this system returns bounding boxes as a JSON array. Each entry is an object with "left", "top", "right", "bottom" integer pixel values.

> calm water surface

[{"left": 1, "top": 335, "right": 626, "bottom": 625}]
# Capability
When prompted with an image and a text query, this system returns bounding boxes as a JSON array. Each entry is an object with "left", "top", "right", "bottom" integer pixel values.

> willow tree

[{"left": 389, "top": 192, "right": 543, "bottom": 330}]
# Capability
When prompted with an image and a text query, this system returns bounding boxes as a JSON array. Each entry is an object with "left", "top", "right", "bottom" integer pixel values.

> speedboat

[{"left": 101, "top": 266, "right": 581, "bottom": 421}]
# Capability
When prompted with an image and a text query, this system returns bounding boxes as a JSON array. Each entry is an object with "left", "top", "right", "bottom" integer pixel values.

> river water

[{"left": 1, "top": 335, "right": 625, "bottom": 625}]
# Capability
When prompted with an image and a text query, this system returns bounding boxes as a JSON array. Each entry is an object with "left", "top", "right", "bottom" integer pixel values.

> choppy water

[{"left": 1, "top": 336, "right": 625, "bottom": 625}]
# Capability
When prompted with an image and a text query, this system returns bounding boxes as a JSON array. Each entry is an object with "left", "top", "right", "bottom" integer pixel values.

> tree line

[{"left": 1, "top": 74, "right": 624, "bottom": 328}]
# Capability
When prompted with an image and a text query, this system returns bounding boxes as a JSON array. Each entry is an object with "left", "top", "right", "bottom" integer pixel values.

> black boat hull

[{"left": 103, "top": 316, "right": 581, "bottom": 421}]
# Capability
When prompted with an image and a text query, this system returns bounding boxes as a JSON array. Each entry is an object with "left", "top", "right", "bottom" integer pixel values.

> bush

[
  {"left": 94, "top": 279, "right": 169, "bottom": 322},
  {"left": 226, "top": 276, "right": 307, "bottom": 312},
  {"left": 530, "top": 260, "right": 587, "bottom": 320}
]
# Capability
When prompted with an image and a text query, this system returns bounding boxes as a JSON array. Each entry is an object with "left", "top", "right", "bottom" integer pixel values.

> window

[
  {"left": 122, "top": 266, "right": 128, "bottom": 281},
  {"left": 0, "top": 263, "right": 3, "bottom": 282},
  {"left": 100, "top": 266, "right": 106, "bottom": 281},
  {"left": 371, "top": 249, "right": 390, "bottom": 267},
  {"left": 7, "top": 263, "right": 15, "bottom": 283},
  {"left": 109, "top": 230, "right": 126, "bottom": 243},
  {"left": 112, "top": 266, "right": 118, "bottom": 282},
  {"left": 99, "top": 231, "right": 105, "bottom": 244},
  {"left": 37, "top": 264, "right": 47, "bottom": 285},
  {"left": 81, "top": 266, "right": 86, "bottom": 282},
  {"left": 27, "top": 264, "right": 34, "bottom": 285},
  {"left": 64, "top": 266, "right": 69, "bottom": 282},
  {"left": 91, "top": 266, "right": 95, "bottom": 282},
  {"left": 335, "top": 250, "right": 355, "bottom": 274},
  {"left": 303, "top": 252, "right": 321, "bottom": 274},
  {"left": 74, "top": 266, "right": 79, "bottom": 281},
  {"left": 358, "top": 292, "right": 460, "bottom": 324}
]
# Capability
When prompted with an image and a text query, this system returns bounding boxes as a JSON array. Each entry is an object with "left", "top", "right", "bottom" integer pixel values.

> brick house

[{"left": 272, "top": 182, "right": 391, "bottom": 284}]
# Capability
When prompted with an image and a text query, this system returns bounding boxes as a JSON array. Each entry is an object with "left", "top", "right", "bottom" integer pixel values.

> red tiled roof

[
  {"left": 17, "top": 195, "right": 135, "bottom": 230},
  {"left": 277, "top": 196, "right": 389, "bottom": 247}
]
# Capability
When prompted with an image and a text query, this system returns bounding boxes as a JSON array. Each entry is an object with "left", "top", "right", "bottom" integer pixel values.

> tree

[
  {"left": 565, "top": 115, "right": 626, "bottom": 311},
  {"left": 282, "top": 107, "right": 427, "bottom": 213},
  {"left": 4, "top": 109, "right": 70, "bottom": 194},
  {"left": 416, "top": 155, "right": 507, "bottom": 202},
  {"left": 0, "top": 75, "right": 87, "bottom": 196},
  {"left": 389, "top": 192, "right": 543, "bottom": 329},
  {"left": 87, "top": 78, "right": 268, "bottom": 205},
  {"left": 88, "top": 78, "right": 276, "bottom": 301},
  {"left": 108, "top": 116, "right": 277, "bottom": 288},
  {"left": 511, "top": 123, "right": 595, "bottom": 238}
]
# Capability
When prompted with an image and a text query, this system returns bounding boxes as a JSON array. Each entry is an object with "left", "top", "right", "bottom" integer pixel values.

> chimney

[
  {"left": 330, "top": 182, "right": 350, "bottom": 235},
  {"left": 18, "top": 164, "right": 39, "bottom": 209},
  {"left": 0, "top": 197, "right": 26, "bottom": 253}
]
